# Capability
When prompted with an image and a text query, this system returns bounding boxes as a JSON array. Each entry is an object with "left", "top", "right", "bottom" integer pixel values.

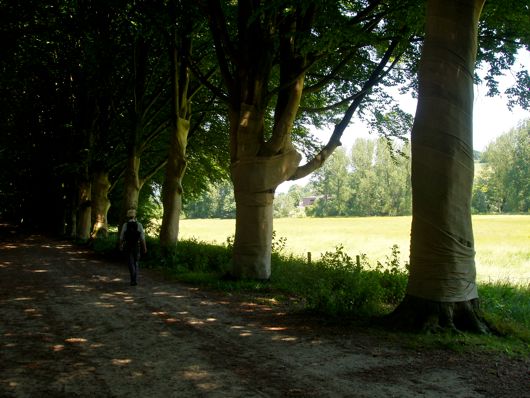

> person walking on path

[{"left": 120, "top": 209, "right": 147, "bottom": 286}]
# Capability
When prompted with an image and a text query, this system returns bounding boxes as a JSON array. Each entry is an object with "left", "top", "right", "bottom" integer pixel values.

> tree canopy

[{"left": 0, "top": 0, "right": 527, "bottom": 238}]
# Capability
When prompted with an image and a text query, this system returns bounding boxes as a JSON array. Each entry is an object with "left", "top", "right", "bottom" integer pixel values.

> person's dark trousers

[{"left": 127, "top": 247, "right": 140, "bottom": 285}]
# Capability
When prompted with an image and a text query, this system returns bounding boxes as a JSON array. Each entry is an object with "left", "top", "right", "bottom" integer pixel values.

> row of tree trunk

[
  {"left": 72, "top": 19, "right": 192, "bottom": 247},
  {"left": 74, "top": 0, "right": 490, "bottom": 333}
]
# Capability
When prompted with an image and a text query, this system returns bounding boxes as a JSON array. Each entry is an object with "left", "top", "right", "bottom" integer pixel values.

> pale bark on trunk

[
  {"left": 231, "top": 151, "right": 300, "bottom": 279},
  {"left": 122, "top": 155, "right": 142, "bottom": 220},
  {"left": 230, "top": 103, "right": 301, "bottom": 280},
  {"left": 232, "top": 191, "right": 274, "bottom": 280},
  {"left": 90, "top": 171, "right": 111, "bottom": 239},
  {"left": 76, "top": 180, "right": 91, "bottom": 241},
  {"left": 118, "top": 151, "right": 166, "bottom": 244},
  {"left": 206, "top": 2, "right": 408, "bottom": 280},
  {"left": 160, "top": 117, "right": 189, "bottom": 247},
  {"left": 390, "top": 0, "right": 487, "bottom": 332},
  {"left": 159, "top": 23, "right": 193, "bottom": 248}
]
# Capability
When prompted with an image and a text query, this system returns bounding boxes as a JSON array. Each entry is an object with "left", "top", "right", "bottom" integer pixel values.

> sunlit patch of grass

[
  {"left": 179, "top": 216, "right": 413, "bottom": 266},
  {"left": 179, "top": 215, "right": 530, "bottom": 283},
  {"left": 92, "top": 215, "right": 530, "bottom": 356},
  {"left": 476, "top": 249, "right": 530, "bottom": 284}
]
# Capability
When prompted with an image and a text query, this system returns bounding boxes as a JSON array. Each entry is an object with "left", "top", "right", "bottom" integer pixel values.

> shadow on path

[{"left": 0, "top": 228, "right": 528, "bottom": 398}]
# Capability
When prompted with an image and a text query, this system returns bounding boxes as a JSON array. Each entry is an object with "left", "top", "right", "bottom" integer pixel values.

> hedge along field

[{"left": 178, "top": 215, "right": 530, "bottom": 285}]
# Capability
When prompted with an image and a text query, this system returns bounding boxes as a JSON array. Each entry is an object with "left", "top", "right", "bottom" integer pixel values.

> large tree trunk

[
  {"left": 230, "top": 105, "right": 301, "bottom": 279},
  {"left": 391, "top": 0, "right": 487, "bottom": 332},
  {"left": 76, "top": 180, "right": 91, "bottom": 241},
  {"left": 90, "top": 170, "right": 111, "bottom": 239},
  {"left": 160, "top": 117, "right": 189, "bottom": 247},
  {"left": 159, "top": 20, "right": 193, "bottom": 248},
  {"left": 207, "top": 4, "right": 314, "bottom": 280},
  {"left": 232, "top": 190, "right": 274, "bottom": 280},
  {"left": 231, "top": 154, "right": 300, "bottom": 279},
  {"left": 122, "top": 154, "right": 142, "bottom": 220}
]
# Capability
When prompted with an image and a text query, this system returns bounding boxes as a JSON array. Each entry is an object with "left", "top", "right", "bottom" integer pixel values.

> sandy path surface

[{"left": 1, "top": 232, "right": 528, "bottom": 397}]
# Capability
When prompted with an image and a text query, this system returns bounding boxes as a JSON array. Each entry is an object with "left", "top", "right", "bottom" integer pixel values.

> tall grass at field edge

[
  {"left": 179, "top": 215, "right": 530, "bottom": 284},
  {"left": 92, "top": 233, "right": 530, "bottom": 349}
]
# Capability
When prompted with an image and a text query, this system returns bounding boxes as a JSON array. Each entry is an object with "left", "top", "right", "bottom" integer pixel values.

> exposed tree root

[{"left": 384, "top": 295, "right": 490, "bottom": 334}]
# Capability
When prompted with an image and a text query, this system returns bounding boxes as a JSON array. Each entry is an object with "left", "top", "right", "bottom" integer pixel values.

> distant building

[
  {"left": 300, "top": 196, "right": 318, "bottom": 207},
  {"left": 299, "top": 195, "right": 332, "bottom": 207}
]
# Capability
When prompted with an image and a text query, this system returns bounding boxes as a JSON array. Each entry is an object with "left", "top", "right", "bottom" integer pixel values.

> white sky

[
  {"left": 472, "top": 50, "right": 529, "bottom": 150},
  {"left": 278, "top": 50, "right": 529, "bottom": 193}
]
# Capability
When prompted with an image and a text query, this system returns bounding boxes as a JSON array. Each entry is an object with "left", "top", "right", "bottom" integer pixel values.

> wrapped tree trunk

[
  {"left": 231, "top": 145, "right": 300, "bottom": 279},
  {"left": 160, "top": 117, "right": 189, "bottom": 247},
  {"left": 159, "top": 21, "right": 193, "bottom": 248},
  {"left": 205, "top": 2, "right": 399, "bottom": 280},
  {"left": 90, "top": 170, "right": 111, "bottom": 238},
  {"left": 122, "top": 154, "right": 142, "bottom": 220},
  {"left": 390, "top": 0, "right": 487, "bottom": 332},
  {"left": 226, "top": 100, "right": 301, "bottom": 280}
]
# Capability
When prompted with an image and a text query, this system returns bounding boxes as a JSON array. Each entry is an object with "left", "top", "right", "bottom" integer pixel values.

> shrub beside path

[{"left": 1, "top": 228, "right": 528, "bottom": 397}]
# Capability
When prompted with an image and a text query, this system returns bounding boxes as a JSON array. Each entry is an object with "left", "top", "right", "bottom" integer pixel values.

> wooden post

[{"left": 307, "top": 252, "right": 312, "bottom": 264}]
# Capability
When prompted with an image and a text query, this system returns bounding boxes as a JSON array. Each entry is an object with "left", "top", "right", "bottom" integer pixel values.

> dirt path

[{"left": 1, "top": 230, "right": 528, "bottom": 397}]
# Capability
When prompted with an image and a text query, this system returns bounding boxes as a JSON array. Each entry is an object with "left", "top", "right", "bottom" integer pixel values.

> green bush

[
  {"left": 142, "top": 236, "right": 231, "bottom": 274},
  {"left": 92, "top": 233, "right": 409, "bottom": 317},
  {"left": 91, "top": 233, "right": 121, "bottom": 261},
  {"left": 373, "top": 244, "right": 409, "bottom": 305},
  {"left": 270, "top": 244, "right": 408, "bottom": 317},
  {"left": 172, "top": 238, "right": 231, "bottom": 273},
  {"left": 305, "top": 246, "right": 380, "bottom": 315},
  {"left": 90, "top": 233, "right": 530, "bottom": 348}
]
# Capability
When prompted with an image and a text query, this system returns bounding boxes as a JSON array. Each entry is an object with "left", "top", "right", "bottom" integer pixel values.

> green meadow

[{"left": 179, "top": 215, "right": 530, "bottom": 284}]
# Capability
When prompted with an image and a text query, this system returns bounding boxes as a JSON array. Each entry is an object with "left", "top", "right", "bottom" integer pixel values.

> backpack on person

[{"left": 124, "top": 220, "right": 141, "bottom": 248}]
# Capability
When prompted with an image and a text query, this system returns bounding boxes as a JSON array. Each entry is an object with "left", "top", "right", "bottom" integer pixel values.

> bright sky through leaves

[{"left": 278, "top": 51, "right": 529, "bottom": 193}]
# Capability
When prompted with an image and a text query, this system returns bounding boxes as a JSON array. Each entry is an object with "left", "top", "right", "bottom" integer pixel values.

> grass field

[{"left": 179, "top": 215, "right": 530, "bottom": 284}]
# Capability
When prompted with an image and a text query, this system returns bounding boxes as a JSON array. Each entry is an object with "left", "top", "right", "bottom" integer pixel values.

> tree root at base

[{"left": 384, "top": 295, "right": 490, "bottom": 334}]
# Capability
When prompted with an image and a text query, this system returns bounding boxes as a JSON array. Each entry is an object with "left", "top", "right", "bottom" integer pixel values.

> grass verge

[{"left": 92, "top": 233, "right": 530, "bottom": 356}]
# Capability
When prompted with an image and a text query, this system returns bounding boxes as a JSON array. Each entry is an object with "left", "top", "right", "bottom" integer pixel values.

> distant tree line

[
  {"left": 184, "top": 119, "right": 529, "bottom": 218},
  {"left": 185, "top": 136, "right": 411, "bottom": 218},
  {"left": 472, "top": 119, "right": 530, "bottom": 213},
  {"left": 185, "top": 182, "right": 236, "bottom": 219},
  {"left": 306, "top": 138, "right": 411, "bottom": 217}
]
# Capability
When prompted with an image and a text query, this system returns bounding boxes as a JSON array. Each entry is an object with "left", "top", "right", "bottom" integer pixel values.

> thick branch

[
  {"left": 134, "top": 37, "right": 148, "bottom": 118},
  {"left": 289, "top": 134, "right": 343, "bottom": 181},
  {"left": 109, "top": 167, "right": 125, "bottom": 194},
  {"left": 205, "top": 0, "right": 237, "bottom": 95},
  {"left": 263, "top": 19, "right": 304, "bottom": 153},
  {"left": 291, "top": 39, "right": 402, "bottom": 180},
  {"left": 188, "top": 60, "right": 229, "bottom": 102},
  {"left": 261, "top": 4, "right": 318, "bottom": 155},
  {"left": 301, "top": 91, "right": 366, "bottom": 113},
  {"left": 141, "top": 90, "right": 170, "bottom": 127},
  {"left": 188, "top": 67, "right": 216, "bottom": 102}
]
